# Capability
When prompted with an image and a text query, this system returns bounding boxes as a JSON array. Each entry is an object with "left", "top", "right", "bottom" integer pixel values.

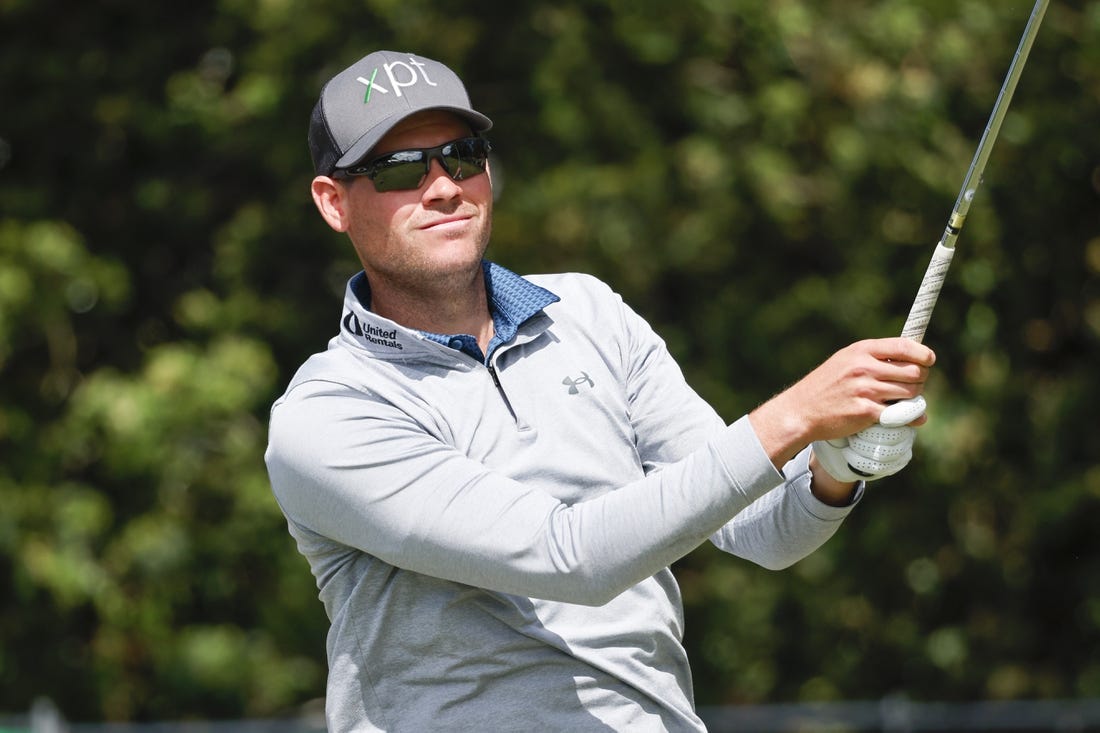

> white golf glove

[{"left": 812, "top": 396, "right": 927, "bottom": 483}]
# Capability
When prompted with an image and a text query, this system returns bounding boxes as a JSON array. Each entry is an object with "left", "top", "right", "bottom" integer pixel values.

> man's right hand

[{"left": 748, "top": 338, "right": 936, "bottom": 469}]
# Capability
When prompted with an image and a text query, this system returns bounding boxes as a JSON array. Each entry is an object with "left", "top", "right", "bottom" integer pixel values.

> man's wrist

[
  {"left": 809, "top": 452, "right": 860, "bottom": 506},
  {"left": 748, "top": 393, "right": 812, "bottom": 470}
]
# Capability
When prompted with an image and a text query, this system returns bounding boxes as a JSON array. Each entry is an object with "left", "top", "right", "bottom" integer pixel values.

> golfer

[{"left": 265, "top": 50, "right": 935, "bottom": 732}]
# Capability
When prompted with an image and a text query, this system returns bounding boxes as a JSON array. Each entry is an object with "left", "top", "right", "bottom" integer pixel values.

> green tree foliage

[{"left": 1, "top": 0, "right": 1098, "bottom": 721}]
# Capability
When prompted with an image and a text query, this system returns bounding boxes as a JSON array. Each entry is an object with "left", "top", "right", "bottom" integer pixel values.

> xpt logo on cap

[{"left": 355, "top": 58, "right": 440, "bottom": 104}]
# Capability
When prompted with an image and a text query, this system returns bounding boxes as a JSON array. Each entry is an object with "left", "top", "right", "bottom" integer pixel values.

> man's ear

[{"left": 311, "top": 176, "right": 350, "bottom": 232}]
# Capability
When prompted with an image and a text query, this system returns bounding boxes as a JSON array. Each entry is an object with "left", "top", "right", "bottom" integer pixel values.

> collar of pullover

[{"left": 339, "top": 261, "right": 560, "bottom": 363}]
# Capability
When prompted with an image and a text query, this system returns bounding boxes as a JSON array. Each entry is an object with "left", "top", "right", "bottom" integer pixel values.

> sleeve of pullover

[
  {"left": 610, "top": 281, "right": 859, "bottom": 571},
  {"left": 267, "top": 382, "right": 781, "bottom": 607},
  {"left": 709, "top": 447, "right": 861, "bottom": 570}
]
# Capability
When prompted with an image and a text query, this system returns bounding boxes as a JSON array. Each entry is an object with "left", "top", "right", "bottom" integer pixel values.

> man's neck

[{"left": 367, "top": 268, "right": 495, "bottom": 353}]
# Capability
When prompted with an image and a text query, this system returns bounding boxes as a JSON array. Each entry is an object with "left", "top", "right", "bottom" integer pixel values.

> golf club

[{"left": 846, "top": 0, "right": 1050, "bottom": 477}]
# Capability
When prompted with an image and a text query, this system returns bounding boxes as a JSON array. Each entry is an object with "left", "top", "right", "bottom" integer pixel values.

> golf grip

[
  {"left": 842, "top": 242, "right": 954, "bottom": 478},
  {"left": 899, "top": 243, "right": 956, "bottom": 343}
]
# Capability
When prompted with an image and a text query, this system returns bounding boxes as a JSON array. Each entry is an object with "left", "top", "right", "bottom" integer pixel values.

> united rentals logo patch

[
  {"left": 356, "top": 58, "right": 439, "bottom": 103},
  {"left": 343, "top": 312, "right": 404, "bottom": 351}
]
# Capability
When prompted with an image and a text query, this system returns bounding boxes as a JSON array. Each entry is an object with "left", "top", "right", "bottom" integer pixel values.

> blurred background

[{"left": 1, "top": 0, "right": 1098, "bottom": 729}]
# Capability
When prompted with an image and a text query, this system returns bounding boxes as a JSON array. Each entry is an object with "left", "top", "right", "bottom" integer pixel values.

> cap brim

[{"left": 334, "top": 107, "right": 493, "bottom": 171}]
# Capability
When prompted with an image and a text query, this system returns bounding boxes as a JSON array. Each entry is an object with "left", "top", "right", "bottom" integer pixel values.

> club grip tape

[{"left": 900, "top": 243, "right": 956, "bottom": 342}]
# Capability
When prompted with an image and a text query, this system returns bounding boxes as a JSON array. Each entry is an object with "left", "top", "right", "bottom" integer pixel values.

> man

[{"left": 265, "top": 50, "right": 935, "bottom": 732}]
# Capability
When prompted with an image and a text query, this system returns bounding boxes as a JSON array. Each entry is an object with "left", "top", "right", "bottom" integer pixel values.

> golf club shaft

[{"left": 899, "top": 0, "right": 1050, "bottom": 343}]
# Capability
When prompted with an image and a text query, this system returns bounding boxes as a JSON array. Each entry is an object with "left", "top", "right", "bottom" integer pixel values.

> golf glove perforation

[{"left": 812, "top": 396, "right": 926, "bottom": 484}]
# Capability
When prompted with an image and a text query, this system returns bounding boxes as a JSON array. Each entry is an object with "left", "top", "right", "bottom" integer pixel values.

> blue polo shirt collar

[{"left": 353, "top": 261, "right": 559, "bottom": 364}]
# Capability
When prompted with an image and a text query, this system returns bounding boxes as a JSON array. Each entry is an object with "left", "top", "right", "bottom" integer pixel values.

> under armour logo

[{"left": 562, "top": 372, "right": 594, "bottom": 395}]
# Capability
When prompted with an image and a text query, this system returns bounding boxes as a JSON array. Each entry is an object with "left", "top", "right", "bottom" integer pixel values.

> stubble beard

[{"left": 370, "top": 215, "right": 493, "bottom": 306}]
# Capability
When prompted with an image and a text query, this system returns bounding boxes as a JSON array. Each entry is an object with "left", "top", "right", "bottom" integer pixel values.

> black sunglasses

[{"left": 337, "top": 137, "right": 492, "bottom": 192}]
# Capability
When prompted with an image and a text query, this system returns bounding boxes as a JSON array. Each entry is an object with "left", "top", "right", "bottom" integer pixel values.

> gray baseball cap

[{"left": 308, "top": 50, "right": 493, "bottom": 176}]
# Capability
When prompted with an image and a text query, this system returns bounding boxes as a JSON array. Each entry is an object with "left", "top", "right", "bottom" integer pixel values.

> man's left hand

[{"left": 812, "top": 396, "right": 926, "bottom": 483}]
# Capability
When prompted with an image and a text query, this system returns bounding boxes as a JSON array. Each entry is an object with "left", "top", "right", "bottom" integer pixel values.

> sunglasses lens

[
  {"left": 370, "top": 151, "right": 428, "bottom": 192},
  {"left": 442, "top": 139, "right": 490, "bottom": 181}
]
